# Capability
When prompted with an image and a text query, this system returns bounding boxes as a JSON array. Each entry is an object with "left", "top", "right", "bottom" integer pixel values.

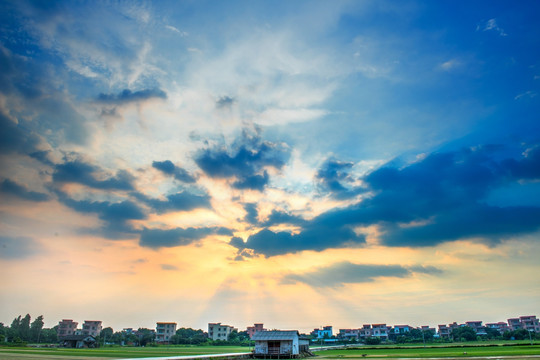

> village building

[
  {"left": 252, "top": 330, "right": 309, "bottom": 358},
  {"left": 82, "top": 320, "right": 102, "bottom": 337},
  {"left": 61, "top": 335, "right": 97, "bottom": 348},
  {"left": 247, "top": 323, "right": 267, "bottom": 339},
  {"left": 156, "top": 322, "right": 177, "bottom": 343},
  {"left": 208, "top": 322, "right": 237, "bottom": 341},
  {"left": 57, "top": 319, "right": 78, "bottom": 339}
]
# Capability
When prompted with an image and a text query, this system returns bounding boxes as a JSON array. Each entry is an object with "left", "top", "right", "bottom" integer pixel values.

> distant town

[{"left": 2, "top": 314, "right": 539, "bottom": 349}]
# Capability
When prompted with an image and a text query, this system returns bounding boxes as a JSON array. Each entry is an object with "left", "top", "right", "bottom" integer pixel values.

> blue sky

[{"left": 1, "top": 0, "right": 539, "bottom": 331}]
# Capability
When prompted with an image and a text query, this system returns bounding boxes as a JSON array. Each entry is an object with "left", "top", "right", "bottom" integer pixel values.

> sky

[{"left": 1, "top": 0, "right": 539, "bottom": 333}]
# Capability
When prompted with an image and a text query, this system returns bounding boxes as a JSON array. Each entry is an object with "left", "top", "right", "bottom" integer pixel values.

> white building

[
  {"left": 207, "top": 322, "right": 237, "bottom": 341},
  {"left": 156, "top": 322, "right": 177, "bottom": 343}
]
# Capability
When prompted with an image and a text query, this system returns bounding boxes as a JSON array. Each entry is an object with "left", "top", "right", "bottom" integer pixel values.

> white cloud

[
  {"left": 478, "top": 18, "right": 507, "bottom": 36},
  {"left": 438, "top": 59, "right": 462, "bottom": 72}
]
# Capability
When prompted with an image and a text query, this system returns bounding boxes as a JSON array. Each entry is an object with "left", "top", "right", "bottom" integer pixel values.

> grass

[
  {"left": 0, "top": 345, "right": 250, "bottom": 358},
  {"left": 316, "top": 343, "right": 540, "bottom": 358},
  {"left": 0, "top": 343, "right": 539, "bottom": 359}
]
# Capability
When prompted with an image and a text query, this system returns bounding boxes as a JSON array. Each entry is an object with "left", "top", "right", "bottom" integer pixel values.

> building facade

[
  {"left": 208, "top": 323, "right": 237, "bottom": 340},
  {"left": 247, "top": 323, "right": 266, "bottom": 339},
  {"left": 82, "top": 320, "right": 102, "bottom": 337},
  {"left": 252, "top": 330, "right": 303, "bottom": 358},
  {"left": 57, "top": 319, "right": 78, "bottom": 339},
  {"left": 156, "top": 322, "right": 177, "bottom": 343}
]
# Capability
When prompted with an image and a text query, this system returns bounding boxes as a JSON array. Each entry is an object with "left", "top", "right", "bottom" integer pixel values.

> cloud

[
  {"left": 53, "top": 159, "right": 135, "bottom": 191},
  {"left": 316, "top": 158, "right": 363, "bottom": 199},
  {"left": 0, "top": 236, "right": 42, "bottom": 259},
  {"left": 194, "top": 130, "right": 290, "bottom": 191},
  {"left": 282, "top": 261, "right": 441, "bottom": 288},
  {"left": 438, "top": 59, "right": 462, "bottom": 72},
  {"left": 234, "top": 145, "right": 540, "bottom": 256},
  {"left": 234, "top": 219, "right": 365, "bottom": 257},
  {"left": 242, "top": 203, "right": 259, "bottom": 225},
  {"left": 243, "top": 203, "right": 307, "bottom": 227},
  {"left": 134, "top": 191, "right": 212, "bottom": 214},
  {"left": 55, "top": 191, "right": 145, "bottom": 239},
  {"left": 502, "top": 146, "right": 540, "bottom": 179},
  {"left": 140, "top": 226, "right": 233, "bottom": 249},
  {"left": 0, "top": 106, "right": 41, "bottom": 156},
  {"left": 161, "top": 264, "right": 179, "bottom": 271},
  {"left": 477, "top": 18, "right": 507, "bottom": 36},
  {"left": 152, "top": 160, "right": 196, "bottom": 183},
  {"left": 0, "top": 179, "right": 50, "bottom": 202},
  {"left": 514, "top": 91, "right": 538, "bottom": 101},
  {"left": 96, "top": 88, "right": 167, "bottom": 105},
  {"left": 216, "top": 96, "right": 235, "bottom": 109}
]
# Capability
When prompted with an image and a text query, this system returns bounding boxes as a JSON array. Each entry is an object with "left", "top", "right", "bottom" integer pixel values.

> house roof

[{"left": 252, "top": 330, "right": 299, "bottom": 341}]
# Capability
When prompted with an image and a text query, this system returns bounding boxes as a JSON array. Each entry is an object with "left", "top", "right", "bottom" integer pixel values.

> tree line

[{"left": 0, "top": 314, "right": 58, "bottom": 345}]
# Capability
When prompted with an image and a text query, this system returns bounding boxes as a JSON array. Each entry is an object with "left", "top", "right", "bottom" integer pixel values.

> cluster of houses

[
  {"left": 55, "top": 315, "right": 539, "bottom": 352},
  {"left": 336, "top": 316, "right": 540, "bottom": 341}
]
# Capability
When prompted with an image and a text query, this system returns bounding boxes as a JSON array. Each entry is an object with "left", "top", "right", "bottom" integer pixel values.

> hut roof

[{"left": 252, "top": 330, "right": 299, "bottom": 341}]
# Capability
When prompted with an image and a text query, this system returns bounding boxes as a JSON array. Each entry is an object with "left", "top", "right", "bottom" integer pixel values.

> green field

[
  {"left": 0, "top": 345, "right": 250, "bottom": 359},
  {"left": 1, "top": 344, "right": 540, "bottom": 360},
  {"left": 316, "top": 344, "right": 540, "bottom": 358}
]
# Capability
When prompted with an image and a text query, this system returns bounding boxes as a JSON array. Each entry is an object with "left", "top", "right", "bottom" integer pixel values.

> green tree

[
  {"left": 39, "top": 328, "right": 58, "bottom": 343},
  {"left": 365, "top": 337, "right": 381, "bottom": 345},
  {"left": 451, "top": 326, "right": 477, "bottom": 342},
  {"left": 10, "top": 315, "right": 21, "bottom": 340},
  {"left": 19, "top": 314, "right": 31, "bottom": 341},
  {"left": 100, "top": 327, "right": 114, "bottom": 345},
  {"left": 136, "top": 328, "right": 155, "bottom": 346},
  {"left": 30, "top": 315, "right": 44, "bottom": 342}
]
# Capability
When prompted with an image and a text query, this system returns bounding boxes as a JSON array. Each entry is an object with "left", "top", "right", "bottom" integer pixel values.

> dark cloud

[
  {"left": 232, "top": 171, "right": 269, "bottom": 191},
  {"left": 133, "top": 191, "right": 211, "bottom": 214},
  {"left": 235, "top": 220, "right": 365, "bottom": 257},
  {"left": 152, "top": 160, "right": 196, "bottom": 183},
  {"left": 53, "top": 160, "right": 135, "bottom": 191},
  {"left": 194, "top": 131, "right": 290, "bottom": 191},
  {"left": 282, "top": 262, "right": 413, "bottom": 288},
  {"left": 55, "top": 191, "right": 145, "bottom": 239},
  {"left": 161, "top": 264, "right": 179, "bottom": 271},
  {"left": 28, "top": 150, "right": 54, "bottom": 166},
  {"left": 234, "top": 146, "right": 540, "bottom": 256},
  {"left": 140, "top": 226, "right": 233, "bottom": 248},
  {"left": 216, "top": 96, "right": 235, "bottom": 109},
  {"left": 242, "top": 203, "right": 259, "bottom": 224},
  {"left": 229, "top": 236, "right": 246, "bottom": 249},
  {"left": 261, "top": 209, "right": 307, "bottom": 227},
  {"left": 0, "top": 111, "right": 41, "bottom": 156},
  {"left": 0, "top": 236, "right": 42, "bottom": 259},
  {"left": 316, "top": 158, "right": 362, "bottom": 199},
  {"left": 502, "top": 146, "right": 540, "bottom": 180},
  {"left": 0, "top": 179, "right": 50, "bottom": 202},
  {"left": 0, "top": 45, "right": 89, "bottom": 147},
  {"left": 96, "top": 88, "right": 167, "bottom": 104}
]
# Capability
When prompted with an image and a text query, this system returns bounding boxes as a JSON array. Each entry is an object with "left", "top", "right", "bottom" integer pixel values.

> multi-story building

[
  {"left": 156, "top": 322, "right": 177, "bottom": 343},
  {"left": 208, "top": 323, "right": 237, "bottom": 341},
  {"left": 438, "top": 325, "right": 450, "bottom": 338},
  {"left": 57, "top": 319, "right": 78, "bottom": 339},
  {"left": 393, "top": 325, "right": 411, "bottom": 335},
  {"left": 372, "top": 324, "right": 389, "bottom": 340},
  {"left": 82, "top": 320, "right": 102, "bottom": 337},
  {"left": 338, "top": 329, "right": 359, "bottom": 341},
  {"left": 247, "top": 323, "right": 266, "bottom": 339},
  {"left": 520, "top": 316, "right": 540, "bottom": 332},
  {"left": 359, "top": 325, "right": 372, "bottom": 340},
  {"left": 465, "top": 321, "right": 486, "bottom": 336},
  {"left": 485, "top": 322, "right": 509, "bottom": 334},
  {"left": 508, "top": 318, "right": 522, "bottom": 331}
]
